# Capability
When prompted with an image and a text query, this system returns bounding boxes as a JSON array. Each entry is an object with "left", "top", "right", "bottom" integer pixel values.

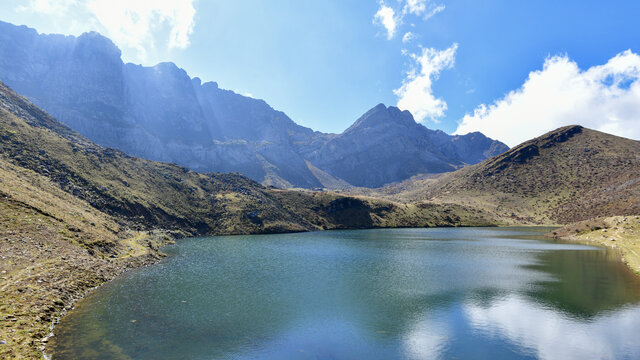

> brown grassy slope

[
  {"left": 0, "top": 81, "right": 180, "bottom": 359},
  {"left": 0, "top": 155, "right": 173, "bottom": 359},
  {"left": 269, "top": 190, "right": 494, "bottom": 230},
  {"left": 0, "top": 80, "right": 301, "bottom": 236},
  {"left": 371, "top": 125, "right": 640, "bottom": 225}
]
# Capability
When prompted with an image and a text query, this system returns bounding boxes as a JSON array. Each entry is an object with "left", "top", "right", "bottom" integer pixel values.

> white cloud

[
  {"left": 373, "top": 3, "right": 398, "bottom": 40},
  {"left": 394, "top": 43, "right": 458, "bottom": 123},
  {"left": 455, "top": 50, "right": 640, "bottom": 147},
  {"left": 404, "top": 0, "right": 427, "bottom": 16},
  {"left": 16, "top": 0, "right": 80, "bottom": 14},
  {"left": 374, "top": 0, "right": 444, "bottom": 40},
  {"left": 16, "top": 0, "right": 196, "bottom": 62},
  {"left": 404, "top": 0, "right": 445, "bottom": 19},
  {"left": 402, "top": 31, "right": 416, "bottom": 43},
  {"left": 424, "top": 4, "right": 445, "bottom": 20},
  {"left": 86, "top": 0, "right": 196, "bottom": 54}
]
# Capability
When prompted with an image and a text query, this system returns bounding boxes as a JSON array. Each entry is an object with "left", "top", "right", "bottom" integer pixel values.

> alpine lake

[{"left": 49, "top": 227, "right": 640, "bottom": 360}]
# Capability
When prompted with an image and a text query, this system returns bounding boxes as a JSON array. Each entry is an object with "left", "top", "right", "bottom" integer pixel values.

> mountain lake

[{"left": 48, "top": 227, "right": 640, "bottom": 359}]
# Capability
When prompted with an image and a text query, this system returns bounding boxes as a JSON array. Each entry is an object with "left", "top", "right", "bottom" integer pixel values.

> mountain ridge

[{"left": 0, "top": 20, "right": 508, "bottom": 189}]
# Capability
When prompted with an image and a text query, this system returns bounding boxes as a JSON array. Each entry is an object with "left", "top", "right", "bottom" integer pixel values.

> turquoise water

[{"left": 50, "top": 228, "right": 640, "bottom": 359}]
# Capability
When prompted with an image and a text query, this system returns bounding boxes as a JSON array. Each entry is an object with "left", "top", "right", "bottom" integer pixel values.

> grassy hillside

[
  {"left": 0, "top": 81, "right": 494, "bottom": 359},
  {"left": 0, "top": 78, "right": 305, "bottom": 236},
  {"left": 0, "top": 154, "right": 175, "bottom": 359},
  {"left": 371, "top": 125, "right": 640, "bottom": 225}
]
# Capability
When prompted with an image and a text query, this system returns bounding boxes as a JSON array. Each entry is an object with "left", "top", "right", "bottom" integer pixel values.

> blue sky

[{"left": 1, "top": 0, "right": 640, "bottom": 146}]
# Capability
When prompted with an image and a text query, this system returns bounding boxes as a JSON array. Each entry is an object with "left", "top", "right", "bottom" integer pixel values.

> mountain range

[{"left": 0, "top": 20, "right": 508, "bottom": 188}]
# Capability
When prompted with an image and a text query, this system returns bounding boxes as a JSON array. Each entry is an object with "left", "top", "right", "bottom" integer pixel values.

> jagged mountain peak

[
  {"left": 192, "top": 77, "right": 219, "bottom": 89},
  {"left": 344, "top": 103, "right": 418, "bottom": 134},
  {"left": 304, "top": 103, "right": 508, "bottom": 188}
]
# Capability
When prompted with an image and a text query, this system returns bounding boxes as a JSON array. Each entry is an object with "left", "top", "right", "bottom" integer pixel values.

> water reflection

[
  {"left": 465, "top": 294, "right": 640, "bottom": 360},
  {"left": 50, "top": 228, "right": 640, "bottom": 359},
  {"left": 527, "top": 248, "right": 640, "bottom": 317},
  {"left": 402, "top": 310, "right": 451, "bottom": 360}
]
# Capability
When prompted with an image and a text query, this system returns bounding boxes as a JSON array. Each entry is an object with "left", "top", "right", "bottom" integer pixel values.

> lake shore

[
  {"left": 48, "top": 227, "right": 640, "bottom": 359},
  {"left": 4, "top": 219, "right": 638, "bottom": 359},
  {"left": 549, "top": 215, "right": 640, "bottom": 275},
  {"left": 0, "top": 224, "right": 174, "bottom": 360}
]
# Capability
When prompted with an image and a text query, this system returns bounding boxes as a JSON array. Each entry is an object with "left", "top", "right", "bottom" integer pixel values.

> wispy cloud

[
  {"left": 455, "top": 50, "right": 640, "bottom": 146},
  {"left": 373, "top": 0, "right": 444, "bottom": 40},
  {"left": 402, "top": 31, "right": 416, "bottom": 43},
  {"left": 395, "top": 43, "right": 458, "bottom": 123},
  {"left": 423, "top": 4, "right": 445, "bottom": 20},
  {"left": 16, "top": 0, "right": 196, "bottom": 62},
  {"left": 403, "top": 0, "right": 444, "bottom": 19}
]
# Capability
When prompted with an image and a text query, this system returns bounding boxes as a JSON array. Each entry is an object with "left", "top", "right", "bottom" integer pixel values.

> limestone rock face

[{"left": 0, "top": 21, "right": 508, "bottom": 188}]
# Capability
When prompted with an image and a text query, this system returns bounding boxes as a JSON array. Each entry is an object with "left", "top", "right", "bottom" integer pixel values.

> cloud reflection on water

[{"left": 465, "top": 294, "right": 640, "bottom": 360}]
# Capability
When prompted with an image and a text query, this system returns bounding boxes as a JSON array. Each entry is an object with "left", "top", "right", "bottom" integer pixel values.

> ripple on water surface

[{"left": 50, "top": 227, "right": 640, "bottom": 360}]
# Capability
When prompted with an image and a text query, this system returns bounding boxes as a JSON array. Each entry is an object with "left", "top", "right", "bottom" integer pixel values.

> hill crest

[{"left": 371, "top": 125, "right": 640, "bottom": 224}]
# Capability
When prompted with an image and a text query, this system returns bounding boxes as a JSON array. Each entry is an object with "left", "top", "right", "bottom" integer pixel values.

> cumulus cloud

[
  {"left": 17, "top": 0, "right": 196, "bottom": 61},
  {"left": 394, "top": 43, "right": 458, "bottom": 123},
  {"left": 373, "top": 3, "right": 398, "bottom": 40},
  {"left": 455, "top": 50, "right": 640, "bottom": 147},
  {"left": 87, "top": 0, "right": 196, "bottom": 55}
]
